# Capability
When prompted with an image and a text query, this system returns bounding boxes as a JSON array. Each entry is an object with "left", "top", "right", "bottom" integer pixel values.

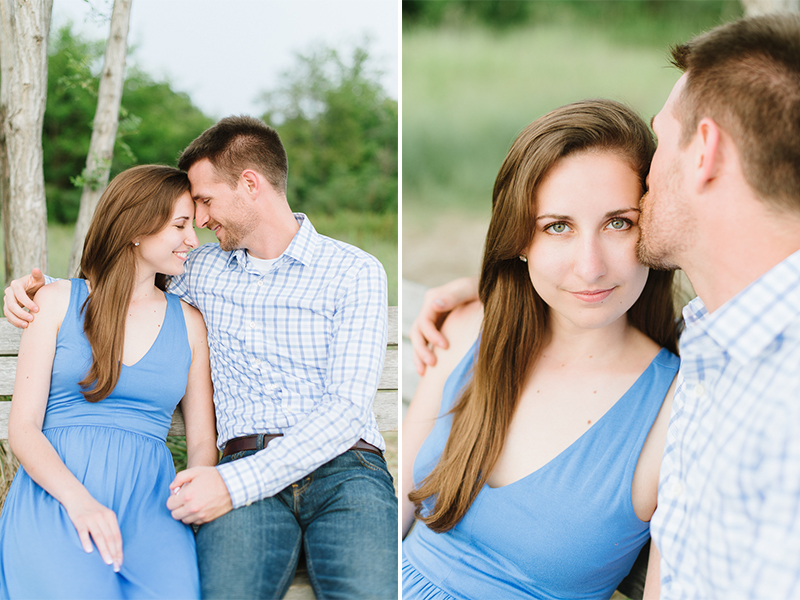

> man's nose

[{"left": 194, "top": 203, "right": 209, "bottom": 228}]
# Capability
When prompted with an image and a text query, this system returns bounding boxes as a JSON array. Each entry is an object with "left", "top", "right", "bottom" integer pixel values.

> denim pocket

[{"left": 351, "top": 448, "right": 391, "bottom": 477}]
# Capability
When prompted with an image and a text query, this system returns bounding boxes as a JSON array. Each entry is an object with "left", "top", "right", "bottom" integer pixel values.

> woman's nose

[
  {"left": 186, "top": 225, "right": 199, "bottom": 249},
  {"left": 573, "top": 235, "right": 607, "bottom": 282}
]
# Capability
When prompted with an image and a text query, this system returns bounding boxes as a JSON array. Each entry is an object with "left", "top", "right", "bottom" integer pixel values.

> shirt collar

[
  {"left": 223, "top": 213, "right": 319, "bottom": 270},
  {"left": 282, "top": 213, "right": 319, "bottom": 267},
  {"left": 683, "top": 248, "right": 800, "bottom": 364}
]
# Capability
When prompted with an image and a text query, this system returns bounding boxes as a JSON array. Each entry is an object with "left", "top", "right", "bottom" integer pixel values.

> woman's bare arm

[
  {"left": 402, "top": 300, "right": 483, "bottom": 538},
  {"left": 643, "top": 540, "right": 661, "bottom": 599},
  {"left": 179, "top": 302, "right": 218, "bottom": 469},
  {"left": 8, "top": 280, "right": 124, "bottom": 571}
]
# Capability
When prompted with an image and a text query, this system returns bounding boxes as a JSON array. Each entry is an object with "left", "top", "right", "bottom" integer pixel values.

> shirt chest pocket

[{"left": 259, "top": 305, "right": 333, "bottom": 384}]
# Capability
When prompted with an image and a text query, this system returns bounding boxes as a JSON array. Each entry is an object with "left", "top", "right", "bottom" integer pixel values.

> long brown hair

[
  {"left": 410, "top": 99, "right": 679, "bottom": 533},
  {"left": 78, "top": 165, "right": 190, "bottom": 402}
]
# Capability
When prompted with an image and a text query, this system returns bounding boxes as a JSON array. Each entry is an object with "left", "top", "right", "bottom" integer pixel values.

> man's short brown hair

[
  {"left": 670, "top": 13, "right": 800, "bottom": 211},
  {"left": 178, "top": 115, "right": 288, "bottom": 194}
]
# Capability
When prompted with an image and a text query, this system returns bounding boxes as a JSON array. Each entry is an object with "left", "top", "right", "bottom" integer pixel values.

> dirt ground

[{"left": 403, "top": 208, "right": 489, "bottom": 288}]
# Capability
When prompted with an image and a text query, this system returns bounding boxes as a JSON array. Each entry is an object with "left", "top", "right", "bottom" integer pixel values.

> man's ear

[
  {"left": 694, "top": 117, "right": 721, "bottom": 193},
  {"left": 240, "top": 169, "right": 260, "bottom": 197}
]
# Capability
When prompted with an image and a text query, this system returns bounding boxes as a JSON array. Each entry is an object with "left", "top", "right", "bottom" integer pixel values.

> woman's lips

[{"left": 570, "top": 288, "right": 615, "bottom": 303}]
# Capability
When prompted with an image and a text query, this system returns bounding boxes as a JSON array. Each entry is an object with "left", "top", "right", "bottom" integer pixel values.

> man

[
  {"left": 409, "top": 13, "right": 800, "bottom": 599},
  {"left": 5, "top": 116, "right": 397, "bottom": 599}
]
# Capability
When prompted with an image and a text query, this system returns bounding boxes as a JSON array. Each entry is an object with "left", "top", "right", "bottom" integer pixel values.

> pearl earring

[
  {"left": 134, "top": 242, "right": 140, "bottom": 247},
  {"left": 519, "top": 255, "right": 527, "bottom": 263}
]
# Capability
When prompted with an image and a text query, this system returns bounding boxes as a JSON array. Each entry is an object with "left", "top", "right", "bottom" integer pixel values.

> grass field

[
  {"left": 403, "top": 21, "right": 686, "bottom": 215},
  {"left": 5, "top": 210, "right": 398, "bottom": 305}
]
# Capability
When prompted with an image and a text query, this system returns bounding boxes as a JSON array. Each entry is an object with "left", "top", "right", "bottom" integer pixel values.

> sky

[{"left": 52, "top": 0, "right": 399, "bottom": 119}]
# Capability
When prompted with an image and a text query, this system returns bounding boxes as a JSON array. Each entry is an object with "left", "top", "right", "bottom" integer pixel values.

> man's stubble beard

[
  {"left": 635, "top": 156, "right": 694, "bottom": 273},
  {"left": 218, "top": 193, "right": 259, "bottom": 252},
  {"left": 636, "top": 191, "right": 681, "bottom": 271}
]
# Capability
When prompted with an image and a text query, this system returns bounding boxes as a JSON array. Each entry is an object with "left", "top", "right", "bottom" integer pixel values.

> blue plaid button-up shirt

[
  {"left": 651, "top": 249, "right": 800, "bottom": 599},
  {"left": 168, "top": 214, "right": 388, "bottom": 508}
]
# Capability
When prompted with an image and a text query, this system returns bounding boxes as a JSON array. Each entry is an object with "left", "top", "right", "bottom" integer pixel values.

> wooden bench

[
  {"left": 401, "top": 279, "right": 427, "bottom": 419},
  {"left": 0, "top": 307, "right": 398, "bottom": 600}
]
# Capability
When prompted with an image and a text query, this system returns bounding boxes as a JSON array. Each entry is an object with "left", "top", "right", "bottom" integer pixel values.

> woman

[
  {"left": 402, "top": 100, "right": 679, "bottom": 599},
  {"left": 0, "top": 165, "right": 218, "bottom": 599}
]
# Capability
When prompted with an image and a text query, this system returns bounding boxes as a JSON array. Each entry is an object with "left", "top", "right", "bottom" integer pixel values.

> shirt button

[
  {"left": 270, "top": 384, "right": 280, "bottom": 392},
  {"left": 249, "top": 321, "right": 256, "bottom": 329},
  {"left": 670, "top": 480, "right": 685, "bottom": 497},
  {"left": 245, "top": 501, "right": 253, "bottom": 507},
  {"left": 252, "top": 358, "right": 261, "bottom": 366},
  {"left": 257, "top": 280, "right": 264, "bottom": 287},
  {"left": 694, "top": 383, "right": 706, "bottom": 398}
]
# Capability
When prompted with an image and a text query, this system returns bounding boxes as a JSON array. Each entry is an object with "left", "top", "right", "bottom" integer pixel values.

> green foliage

[
  {"left": 110, "top": 68, "right": 214, "bottom": 173},
  {"left": 404, "top": 0, "right": 534, "bottom": 28},
  {"left": 260, "top": 44, "right": 398, "bottom": 216},
  {"left": 403, "top": 0, "right": 742, "bottom": 47},
  {"left": 166, "top": 436, "right": 188, "bottom": 472},
  {"left": 43, "top": 26, "right": 102, "bottom": 223},
  {"left": 70, "top": 154, "right": 112, "bottom": 190},
  {"left": 43, "top": 25, "right": 213, "bottom": 223}
]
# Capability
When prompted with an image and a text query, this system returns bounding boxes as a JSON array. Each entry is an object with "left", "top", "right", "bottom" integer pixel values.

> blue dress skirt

[{"left": 0, "top": 279, "right": 200, "bottom": 599}]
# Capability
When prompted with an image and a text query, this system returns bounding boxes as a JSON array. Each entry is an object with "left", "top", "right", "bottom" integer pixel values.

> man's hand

[
  {"left": 410, "top": 277, "right": 480, "bottom": 375},
  {"left": 167, "top": 466, "right": 233, "bottom": 525},
  {"left": 3, "top": 268, "right": 47, "bottom": 328}
]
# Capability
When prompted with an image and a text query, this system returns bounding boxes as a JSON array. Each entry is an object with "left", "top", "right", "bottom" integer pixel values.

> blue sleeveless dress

[
  {"left": 0, "top": 279, "right": 200, "bottom": 599},
  {"left": 403, "top": 341, "right": 679, "bottom": 600}
]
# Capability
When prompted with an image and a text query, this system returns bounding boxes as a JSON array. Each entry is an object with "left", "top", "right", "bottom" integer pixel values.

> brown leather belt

[{"left": 222, "top": 433, "right": 383, "bottom": 459}]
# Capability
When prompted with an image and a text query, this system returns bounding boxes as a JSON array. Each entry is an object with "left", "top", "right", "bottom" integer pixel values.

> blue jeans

[{"left": 196, "top": 448, "right": 398, "bottom": 599}]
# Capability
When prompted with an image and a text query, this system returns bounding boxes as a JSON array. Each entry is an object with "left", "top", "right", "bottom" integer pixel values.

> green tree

[
  {"left": 43, "top": 25, "right": 101, "bottom": 223},
  {"left": 112, "top": 69, "right": 213, "bottom": 173},
  {"left": 43, "top": 24, "right": 212, "bottom": 223},
  {"left": 261, "top": 44, "right": 398, "bottom": 215}
]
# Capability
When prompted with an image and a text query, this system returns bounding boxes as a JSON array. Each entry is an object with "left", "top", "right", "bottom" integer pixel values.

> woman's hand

[{"left": 64, "top": 493, "right": 123, "bottom": 572}]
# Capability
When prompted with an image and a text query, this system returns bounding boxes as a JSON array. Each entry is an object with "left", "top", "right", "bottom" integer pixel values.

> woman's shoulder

[
  {"left": 413, "top": 300, "right": 482, "bottom": 404},
  {"left": 33, "top": 278, "right": 73, "bottom": 310},
  {"left": 441, "top": 300, "right": 483, "bottom": 350},
  {"left": 424, "top": 300, "right": 482, "bottom": 377},
  {"left": 177, "top": 298, "right": 204, "bottom": 325},
  {"left": 25, "top": 279, "right": 73, "bottom": 333},
  {"left": 177, "top": 298, "right": 207, "bottom": 342}
]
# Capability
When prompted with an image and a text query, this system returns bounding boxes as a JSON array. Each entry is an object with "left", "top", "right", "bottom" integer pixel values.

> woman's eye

[
  {"left": 545, "top": 222, "right": 571, "bottom": 234},
  {"left": 607, "top": 218, "right": 631, "bottom": 230}
]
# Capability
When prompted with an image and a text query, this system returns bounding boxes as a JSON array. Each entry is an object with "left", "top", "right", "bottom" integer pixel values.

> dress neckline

[
  {"left": 483, "top": 347, "right": 670, "bottom": 493},
  {"left": 77, "top": 279, "right": 169, "bottom": 369}
]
